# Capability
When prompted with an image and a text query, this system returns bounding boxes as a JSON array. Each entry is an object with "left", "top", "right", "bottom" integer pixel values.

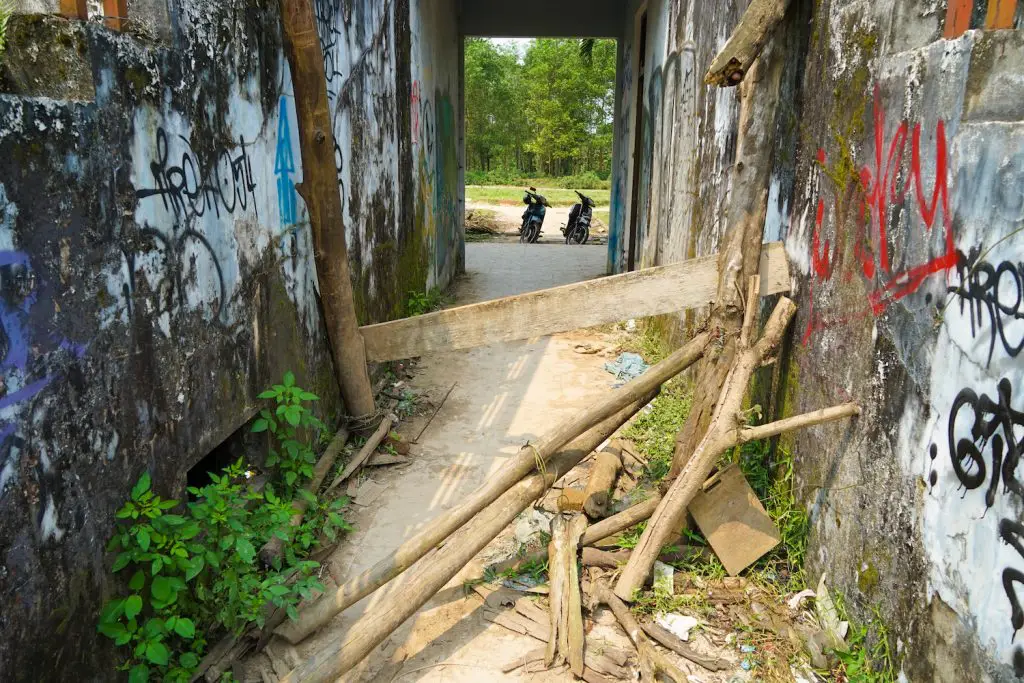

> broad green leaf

[
  {"left": 283, "top": 371, "right": 295, "bottom": 387},
  {"left": 185, "top": 556, "right": 205, "bottom": 582},
  {"left": 235, "top": 537, "right": 256, "bottom": 564},
  {"left": 285, "top": 471, "right": 297, "bottom": 486},
  {"left": 151, "top": 576, "right": 172, "bottom": 602},
  {"left": 131, "top": 473, "right": 151, "bottom": 500},
  {"left": 112, "top": 553, "right": 132, "bottom": 572},
  {"left": 251, "top": 419, "right": 269, "bottom": 433},
  {"left": 173, "top": 617, "right": 196, "bottom": 639},
  {"left": 137, "top": 527, "right": 151, "bottom": 552},
  {"left": 151, "top": 557, "right": 163, "bottom": 575},
  {"left": 145, "top": 641, "right": 170, "bottom": 666},
  {"left": 129, "top": 570, "right": 145, "bottom": 591},
  {"left": 180, "top": 652, "right": 199, "bottom": 669},
  {"left": 286, "top": 604, "right": 299, "bottom": 621},
  {"left": 124, "top": 594, "right": 143, "bottom": 620},
  {"left": 257, "top": 389, "right": 277, "bottom": 399},
  {"left": 128, "top": 663, "right": 150, "bottom": 683},
  {"left": 98, "top": 621, "right": 127, "bottom": 640},
  {"left": 268, "top": 584, "right": 290, "bottom": 597}
]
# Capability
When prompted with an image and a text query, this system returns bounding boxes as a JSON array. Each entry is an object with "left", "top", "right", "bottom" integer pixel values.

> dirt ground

[
  {"left": 466, "top": 202, "right": 608, "bottom": 244},
  {"left": 244, "top": 243, "right": 822, "bottom": 683}
]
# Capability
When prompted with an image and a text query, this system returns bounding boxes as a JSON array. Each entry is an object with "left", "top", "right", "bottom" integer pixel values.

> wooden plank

[
  {"left": 102, "top": 0, "right": 128, "bottom": 30},
  {"left": 944, "top": 0, "right": 974, "bottom": 36},
  {"left": 360, "top": 241, "right": 790, "bottom": 362},
  {"left": 985, "top": 0, "right": 1017, "bottom": 27},
  {"left": 688, "top": 464, "right": 780, "bottom": 576}
]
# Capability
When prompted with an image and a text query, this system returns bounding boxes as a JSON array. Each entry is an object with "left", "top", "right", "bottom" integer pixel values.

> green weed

[
  {"left": 623, "top": 381, "right": 692, "bottom": 482},
  {"left": 99, "top": 374, "right": 352, "bottom": 682},
  {"left": 465, "top": 185, "right": 611, "bottom": 207},
  {"left": 405, "top": 288, "right": 448, "bottom": 316},
  {"left": 831, "top": 595, "right": 899, "bottom": 682},
  {"left": 0, "top": 0, "right": 12, "bottom": 55}
]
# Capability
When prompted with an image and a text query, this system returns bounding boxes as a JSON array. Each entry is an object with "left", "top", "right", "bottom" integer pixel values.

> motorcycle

[
  {"left": 519, "top": 187, "right": 548, "bottom": 244},
  {"left": 561, "top": 190, "right": 595, "bottom": 245}
]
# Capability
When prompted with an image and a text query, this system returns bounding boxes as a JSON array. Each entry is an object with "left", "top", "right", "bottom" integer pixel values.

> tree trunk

[
  {"left": 279, "top": 0, "right": 375, "bottom": 420},
  {"left": 668, "top": 38, "right": 786, "bottom": 480}
]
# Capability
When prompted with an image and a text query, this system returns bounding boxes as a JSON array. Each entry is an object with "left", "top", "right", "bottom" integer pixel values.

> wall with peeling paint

[
  {"left": 785, "top": 6, "right": 1024, "bottom": 679},
  {"left": 616, "top": 0, "right": 1024, "bottom": 678},
  {"left": 0, "top": 1, "right": 461, "bottom": 679},
  {"left": 411, "top": 0, "right": 463, "bottom": 291}
]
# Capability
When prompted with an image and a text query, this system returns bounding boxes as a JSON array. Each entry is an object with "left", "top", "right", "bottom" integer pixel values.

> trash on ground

[
  {"left": 604, "top": 352, "right": 649, "bottom": 385},
  {"left": 656, "top": 613, "right": 700, "bottom": 642}
]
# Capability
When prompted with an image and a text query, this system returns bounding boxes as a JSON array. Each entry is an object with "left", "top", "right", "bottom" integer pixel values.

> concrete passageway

[{"left": 279, "top": 243, "right": 614, "bottom": 680}]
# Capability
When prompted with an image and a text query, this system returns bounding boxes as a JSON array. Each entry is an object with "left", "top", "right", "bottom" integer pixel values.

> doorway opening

[{"left": 462, "top": 37, "right": 616, "bottom": 249}]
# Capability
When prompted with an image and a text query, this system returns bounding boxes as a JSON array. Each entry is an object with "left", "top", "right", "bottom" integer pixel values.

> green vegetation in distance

[
  {"left": 464, "top": 37, "right": 616, "bottom": 181},
  {"left": 466, "top": 185, "right": 611, "bottom": 208}
]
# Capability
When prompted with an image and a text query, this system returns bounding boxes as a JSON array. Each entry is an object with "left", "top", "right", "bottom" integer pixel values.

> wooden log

[
  {"left": 545, "top": 514, "right": 587, "bottom": 671},
  {"left": 279, "top": 0, "right": 374, "bottom": 419},
  {"left": 582, "top": 547, "right": 631, "bottom": 568},
  {"left": 580, "top": 495, "right": 661, "bottom": 546},
  {"left": 359, "top": 245, "right": 789, "bottom": 361},
  {"left": 279, "top": 399, "right": 653, "bottom": 682},
  {"left": 583, "top": 449, "right": 622, "bottom": 518},
  {"left": 258, "top": 427, "right": 350, "bottom": 568},
  {"left": 641, "top": 620, "right": 730, "bottom": 671},
  {"left": 274, "top": 335, "right": 706, "bottom": 644},
  {"left": 704, "top": 0, "right": 791, "bottom": 86},
  {"left": 593, "top": 583, "right": 689, "bottom": 683},
  {"left": 616, "top": 305, "right": 864, "bottom": 600},
  {"left": 323, "top": 417, "right": 393, "bottom": 494}
]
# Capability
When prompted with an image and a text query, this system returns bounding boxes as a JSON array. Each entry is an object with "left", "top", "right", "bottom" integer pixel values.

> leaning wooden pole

[
  {"left": 281, "top": 397, "right": 654, "bottom": 683},
  {"left": 274, "top": 333, "right": 707, "bottom": 644},
  {"left": 279, "top": 0, "right": 375, "bottom": 420}
]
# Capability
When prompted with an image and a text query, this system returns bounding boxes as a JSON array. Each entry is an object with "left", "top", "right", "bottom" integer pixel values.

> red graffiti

[
  {"left": 804, "top": 86, "right": 957, "bottom": 343},
  {"left": 411, "top": 81, "right": 421, "bottom": 144}
]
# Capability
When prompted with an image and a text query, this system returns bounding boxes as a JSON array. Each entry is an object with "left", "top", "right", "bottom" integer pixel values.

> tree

[{"left": 463, "top": 38, "right": 616, "bottom": 179}]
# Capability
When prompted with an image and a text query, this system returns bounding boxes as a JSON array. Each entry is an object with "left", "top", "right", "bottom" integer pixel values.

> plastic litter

[
  {"left": 653, "top": 561, "right": 675, "bottom": 594},
  {"left": 605, "top": 352, "right": 649, "bottom": 386},
  {"left": 655, "top": 613, "right": 700, "bottom": 642}
]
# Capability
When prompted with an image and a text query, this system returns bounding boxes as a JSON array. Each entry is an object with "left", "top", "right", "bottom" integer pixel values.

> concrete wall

[
  {"left": 411, "top": 0, "right": 463, "bottom": 290},
  {"left": 785, "top": 4, "right": 1024, "bottom": 679},
  {"left": 615, "top": 0, "right": 1024, "bottom": 679},
  {"left": 0, "top": 1, "right": 461, "bottom": 679},
  {"left": 459, "top": 0, "right": 624, "bottom": 38}
]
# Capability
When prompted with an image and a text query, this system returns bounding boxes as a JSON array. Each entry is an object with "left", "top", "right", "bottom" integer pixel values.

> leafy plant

[
  {"left": 253, "top": 371, "right": 324, "bottom": 493},
  {"left": 622, "top": 380, "right": 692, "bottom": 482},
  {"left": 100, "top": 373, "right": 352, "bottom": 681},
  {"left": 405, "top": 288, "right": 447, "bottom": 316},
  {"left": 0, "top": 0, "right": 13, "bottom": 56},
  {"left": 831, "top": 597, "right": 898, "bottom": 682}
]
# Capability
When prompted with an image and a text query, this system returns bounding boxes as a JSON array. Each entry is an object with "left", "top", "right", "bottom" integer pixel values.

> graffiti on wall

[
  {"left": 135, "top": 127, "right": 258, "bottom": 224},
  {"left": 275, "top": 96, "right": 298, "bottom": 227},
  {"left": 928, "top": 375, "right": 1024, "bottom": 676},
  {"left": 945, "top": 248, "right": 1024, "bottom": 368},
  {"left": 804, "top": 87, "right": 958, "bottom": 343}
]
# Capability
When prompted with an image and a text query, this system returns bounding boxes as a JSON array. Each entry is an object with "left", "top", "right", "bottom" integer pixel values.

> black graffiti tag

[
  {"left": 937, "top": 378, "right": 1024, "bottom": 671},
  {"left": 135, "top": 128, "right": 258, "bottom": 223},
  {"left": 947, "top": 247, "right": 1024, "bottom": 368}
]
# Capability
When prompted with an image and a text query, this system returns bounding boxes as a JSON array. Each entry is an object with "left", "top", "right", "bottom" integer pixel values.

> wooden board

[
  {"left": 689, "top": 464, "right": 780, "bottom": 576},
  {"left": 360, "top": 242, "right": 790, "bottom": 362}
]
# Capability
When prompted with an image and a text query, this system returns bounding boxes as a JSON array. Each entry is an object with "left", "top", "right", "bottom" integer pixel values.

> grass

[
  {"left": 831, "top": 595, "right": 899, "bottom": 682},
  {"left": 622, "top": 381, "right": 692, "bottom": 482},
  {"left": 466, "top": 185, "right": 611, "bottom": 207},
  {"left": 593, "top": 208, "right": 610, "bottom": 227}
]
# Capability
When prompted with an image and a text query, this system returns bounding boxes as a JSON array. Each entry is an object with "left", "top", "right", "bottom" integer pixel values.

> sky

[{"left": 488, "top": 38, "right": 531, "bottom": 59}]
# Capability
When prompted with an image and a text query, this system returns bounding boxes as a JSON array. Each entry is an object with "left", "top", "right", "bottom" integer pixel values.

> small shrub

[
  {"left": 406, "top": 288, "right": 447, "bottom": 316},
  {"left": 99, "top": 373, "right": 351, "bottom": 682}
]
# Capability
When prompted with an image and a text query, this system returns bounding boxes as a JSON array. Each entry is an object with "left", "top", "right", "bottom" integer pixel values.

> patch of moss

[{"left": 858, "top": 559, "right": 880, "bottom": 593}]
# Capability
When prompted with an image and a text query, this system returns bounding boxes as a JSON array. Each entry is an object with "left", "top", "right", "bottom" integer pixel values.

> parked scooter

[
  {"left": 561, "top": 190, "right": 595, "bottom": 245},
  {"left": 519, "top": 187, "right": 548, "bottom": 244}
]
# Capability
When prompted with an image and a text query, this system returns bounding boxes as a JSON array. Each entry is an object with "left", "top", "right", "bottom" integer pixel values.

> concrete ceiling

[{"left": 458, "top": 0, "right": 626, "bottom": 38}]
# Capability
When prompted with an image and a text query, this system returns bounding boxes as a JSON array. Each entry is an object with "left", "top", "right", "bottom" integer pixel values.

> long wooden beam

[{"left": 359, "top": 241, "right": 790, "bottom": 362}]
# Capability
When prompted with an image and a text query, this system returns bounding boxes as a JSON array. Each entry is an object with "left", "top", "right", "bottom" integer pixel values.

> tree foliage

[{"left": 464, "top": 38, "right": 616, "bottom": 180}]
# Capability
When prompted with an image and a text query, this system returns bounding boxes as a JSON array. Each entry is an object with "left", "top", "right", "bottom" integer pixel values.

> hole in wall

[{"left": 185, "top": 418, "right": 267, "bottom": 493}]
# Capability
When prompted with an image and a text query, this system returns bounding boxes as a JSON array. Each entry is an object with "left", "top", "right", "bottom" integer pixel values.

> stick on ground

[
  {"left": 275, "top": 335, "right": 705, "bottom": 644},
  {"left": 279, "top": 397, "right": 654, "bottom": 682},
  {"left": 324, "top": 417, "right": 392, "bottom": 494}
]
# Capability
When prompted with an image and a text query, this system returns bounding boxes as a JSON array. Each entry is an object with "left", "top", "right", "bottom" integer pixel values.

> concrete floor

[{"left": 284, "top": 243, "right": 620, "bottom": 681}]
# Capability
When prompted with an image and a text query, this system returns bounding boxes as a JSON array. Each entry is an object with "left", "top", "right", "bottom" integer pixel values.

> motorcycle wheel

[
  {"left": 565, "top": 225, "right": 588, "bottom": 245},
  {"left": 521, "top": 222, "right": 540, "bottom": 244}
]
